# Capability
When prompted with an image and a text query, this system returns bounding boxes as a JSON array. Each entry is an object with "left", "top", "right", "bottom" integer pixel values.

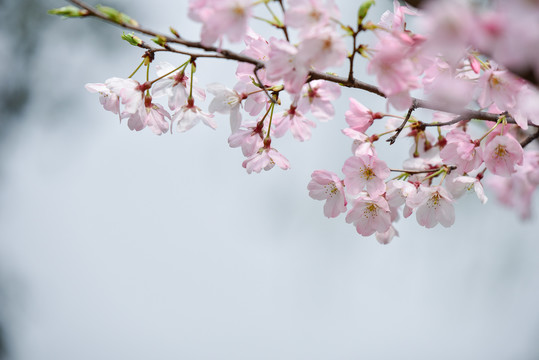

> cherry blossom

[
  {"left": 344, "top": 98, "right": 382, "bottom": 133},
  {"left": 307, "top": 170, "right": 347, "bottom": 218},
  {"left": 375, "top": 225, "right": 399, "bottom": 245},
  {"left": 265, "top": 38, "right": 309, "bottom": 95},
  {"left": 124, "top": 95, "right": 171, "bottom": 135},
  {"left": 105, "top": 77, "right": 147, "bottom": 115},
  {"left": 484, "top": 134, "right": 524, "bottom": 177},
  {"left": 190, "top": 0, "right": 253, "bottom": 46},
  {"left": 172, "top": 98, "right": 216, "bottom": 133},
  {"left": 297, "top": 26, "right": 347, "bottom": 71},
  {"left": 228, "top": 121, "right": 265, "bottom": 157},
  {"left": 345, "top": 195, "right": 392, "bottom": 237},
  {"left": 285, "top": 0, "right": 339, "bottom": 34},
  {"left": 367, "top": 34, "right": 421, "bottom": 110},
  {"left": 242, "top": 146, "right": 290, "bottom": 174},
  {"left": 297, "top": 80, "right": 341, "bottom": 121},
  {"left": 407, "top": 185, "right": 455, "bottom": 229},
  {"left": 152, "top": 61, "right": 205, "bottom": 111},
  {"left": 85, "top": 83, "right": 120, "bottom": 115},
  {"left": 446, "top": 174, "right": 488, "bottom": 205},
  {"left": 272, "top": 105, "right": 316, "bottom": 142},
  {"left": 207, "top": 83, "right": 245, "bottom": 133},
  {"left": 440, "top": 129, "right": 483, "bottom": 174},
  {"left": 342, "top": 154, "right": 390, "bottom": 197}
]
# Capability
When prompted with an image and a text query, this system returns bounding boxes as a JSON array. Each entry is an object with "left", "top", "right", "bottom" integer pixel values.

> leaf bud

[
  {"left": 96, "top": 5, "right": 138, "bottom": 26},
  {"left": 121, "top": 32, "right": 143, "bottom": 46},
  {"left": 152, "top": 36, "right": 167, "bottom": 47},
  {"left": 48, "top": 6, "right": 89, "bottom": 18}
]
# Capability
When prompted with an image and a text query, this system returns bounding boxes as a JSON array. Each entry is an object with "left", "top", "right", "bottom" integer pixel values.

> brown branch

[
  {"left": 390, "top": 165, "right": 456, "bottom": 174},
  {"left": 276, "top": 0, "right": 290, "bottom": 42},
  {"left": 422, "top": 114, "right": 470, "bottom": 127},
  {"left": 66, "top": 0, "right": 539, "bottom": 129},
  {"left": 520, "top": 128, "right": 539, "bottom": 148}
]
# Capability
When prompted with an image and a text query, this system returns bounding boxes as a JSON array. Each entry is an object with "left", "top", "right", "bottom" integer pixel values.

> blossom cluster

[{"left": 76, "top": 0, "right": 539, "bottom": 243}]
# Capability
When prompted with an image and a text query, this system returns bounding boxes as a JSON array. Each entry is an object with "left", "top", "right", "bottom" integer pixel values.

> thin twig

[
  {"left": 422, "top": 114, "right": 470, "bottom": 127},
  {"left": 254, "top": 65, "right": 276, "bottom": 104},
  {"left": 276, "top": 0, "right": 290, "bottom": 42},
  {"left": 387, "top": 102, "right": 417, "bottom": 145},
  {"left": 390, "top": 165, "right": 456, "bottom": 174}
]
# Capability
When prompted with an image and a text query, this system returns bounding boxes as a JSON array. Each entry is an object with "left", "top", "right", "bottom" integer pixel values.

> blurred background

[{"left": 1, "top": 0, "right": 539, "bottom": 359}]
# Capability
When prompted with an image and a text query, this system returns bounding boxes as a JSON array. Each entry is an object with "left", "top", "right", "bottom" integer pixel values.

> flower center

[
  {"left": 427, "top": 193, "right": 441, "bottom": 209},
  {"left": 360, "top": 166, "right": 375, "bottom": 180},
  {"left": 363, "top": 203, "right": 379, "bottom": 218},
  {"left": 494, "top": 144, "right": 508, "bottom": 159},
  {"left": 323, "top": 182, "right": 338, "bottom": 197}
]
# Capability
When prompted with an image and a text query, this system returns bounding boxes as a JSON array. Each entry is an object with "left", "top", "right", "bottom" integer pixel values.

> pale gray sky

[{"left": 0, "top": 1, "right": 538, "bottom": 359}]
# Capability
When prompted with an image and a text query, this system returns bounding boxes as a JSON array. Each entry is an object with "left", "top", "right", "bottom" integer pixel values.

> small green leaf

[{"left": 358, "top": 0, "right": 375, "bottom": 25}]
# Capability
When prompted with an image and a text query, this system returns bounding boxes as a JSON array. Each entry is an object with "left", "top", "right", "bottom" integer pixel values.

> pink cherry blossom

[
  {"left": 367, "top": 34, "right": 421, "bottom": 110},
  {"left": 379, "top": 0, "right": 416, "bottom": 32},
  {"left": 487, "top": 151, "right": 538, "bottom": 219},
  {"left": 228, "top": 121, "right": 264, "bottom": 157},
  {"left": 85, "top": 82, "right": 120, "bottom": 115},
  {"left": 272, "top": 105, "right": 315, "bottom": 142},
  {"left": 124, "top": 95, "right": 171, "bottom": 135},
  {"left": 297, "top": 80, "right": 341, "bottom": 121},
  {"left": 265, "top": 38, "right": 309, "bottom": 95},
  {"left": 345, "top": 195, "right": 392, "bottom": 237},
  {"left": 440, "top": 129, "right": 483, "bottom": 174},
  {"left": 375, "top": 225, "right": 399, "bottom": 245},
  {"left": 385, "top": 179, "right": 416, "bottom": 217},
  {"left": 477, "top": 68, "right": 528, "bottom": 128},
  {"left": 235, "top": 30, "right": 275, "bottom": 87},
  {"left": 297, "top": 26, "right": 347, "bottom": 71},
  {"left": 407, "top": 185, "right": 455, "bottom": 228},
  {"left": 172, "top": 99, "right": 216, "bottom": 133},
  {"left": 342, "top": 154, "right": 390, "bottom": 197},
  {"left": 105, "top": 77, "right": 147, "bottom": 115},
  {"left": 307, "top": 170, "right": 347, "bottom": 218},
  {"left": 285, "top": 0, "right": 339, "bottom": 34},
  {"left": 242, "top": 146, "right": 290, "bottom": 174},
  {"left": 483, "top": 134, "right": 524, "bottom": 177},
  {"left": 190, "top": 0, "right": 253, "bottom": 45},
  {"left": 447, "top": 174, "right": 488, "bottom": 204},
  {"left": 420, "top": 0, "right": 475, "bottom": 65},
  {"left": 344, "top": 98, "right": 382, "bottom": 133},
  {"left": 341, "top": 128, "right": 377, "bottom": 157},
  {"left": 152, "top": 62, "right": 205, "bottom": 111}
]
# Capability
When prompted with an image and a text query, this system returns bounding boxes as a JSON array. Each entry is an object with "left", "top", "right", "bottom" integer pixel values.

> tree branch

[
  {"left": 66, "top": 0, "right": 539, "bottom": 129},
  {"left": 521, "top": 128, "right": 539, "bottom": 148}
]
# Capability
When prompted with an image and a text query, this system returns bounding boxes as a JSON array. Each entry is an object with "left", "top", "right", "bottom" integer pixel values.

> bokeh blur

[{"left": 1, "top": 0, "right": 538, "bottom": 359}]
